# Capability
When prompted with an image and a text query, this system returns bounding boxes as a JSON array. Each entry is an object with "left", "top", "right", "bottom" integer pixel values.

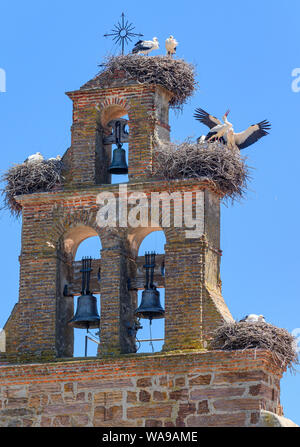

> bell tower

[
  {"left": 2, "top": 61, "right": 231, "bottom": 360},
  {"left": 0, "top": 55, "right": 290, "bottom": 428}
]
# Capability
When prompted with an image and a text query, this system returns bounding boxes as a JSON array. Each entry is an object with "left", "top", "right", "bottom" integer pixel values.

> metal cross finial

[{"left": 104, "top": 12, "right": 143, "bottom": 55}]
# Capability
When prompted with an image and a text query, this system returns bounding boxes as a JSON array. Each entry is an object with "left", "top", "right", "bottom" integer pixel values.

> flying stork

[
  {"left": 194, "top": 108, "right": 271, "bottom": 151},
  {"left": 132, "top": 37, "right": 159, "bottom": 55},
  {"left": 194, "top": 108, "right": 232, "bottom": 144},
  {"left": 165, "top": 35, "right": 178, "bottom": 56}
]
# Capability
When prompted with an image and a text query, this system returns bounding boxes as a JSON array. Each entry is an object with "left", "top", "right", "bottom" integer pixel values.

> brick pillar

[
  {"left": 128, "top": 86, "right": 171, "bottom": 181},
  {"left": 163, "top": 190, "right": 233, "bottom": 351},
  {"left": 65, "top": 106, "right": 111, "bottom": 186},
  {"left": 99, "top": 240, "right": 136, "bottom": 355},
  {"left": 163, "top": 240, "right": 205, "bottom": 350},
  {"left": 13, "top": 254, "right": 58, "bottom": 359}
]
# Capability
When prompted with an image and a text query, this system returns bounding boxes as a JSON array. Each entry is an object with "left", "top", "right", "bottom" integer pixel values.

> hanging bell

[
  {"left": 69, "top": 293, "right": 100, "bottom": 329},
  {"left": 135, "top": 288, "right": 165, "bottom": 320},
  {"left": 108, "top": 145, "right": 128, "bottom": 175}
]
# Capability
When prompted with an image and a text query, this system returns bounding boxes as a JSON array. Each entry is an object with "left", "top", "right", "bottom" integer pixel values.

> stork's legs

[{"left": 207, "top": 129, "right": 227, "bottom": 142}]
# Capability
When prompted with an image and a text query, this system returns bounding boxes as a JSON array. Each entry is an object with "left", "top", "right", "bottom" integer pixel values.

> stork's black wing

[
  {"left": 194, "top": 108, "right": 222, "bottom": 129},
  {"left": 235, "top": 120, "right": 271, "bottom": 150},
  {"left": 132, "top": 40, "right": 153, "bottom": 54}
]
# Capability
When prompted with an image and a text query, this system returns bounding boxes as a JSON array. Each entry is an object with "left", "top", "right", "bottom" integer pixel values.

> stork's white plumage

[
  {"left": 25, "top": 152, "right": 44, "bottom": 163},
  {"left": 225, "top": 121, "right": 271, "bottom": 151},
  {"left": 132, "top": 37, "right": 159, "bottom": 55},
  {"left": 239, "top": 314, "right": 266, "bottom": 323},
  {"left": 194, "top": 108, "right": 271, "bottom": 151},
  {"left": 194, "top": 108, "right": 232, "bottom": 143},
  {"left": 165, "top": 35, "right": 178, "bottom": 56},
  {"left": 49, "top": 155, "right": 62, "bottom": 161}
]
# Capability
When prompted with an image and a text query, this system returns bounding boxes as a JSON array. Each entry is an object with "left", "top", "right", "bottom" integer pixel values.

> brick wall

[
  {"left": 3, "top": 182, "right": 231, "bottom": 359},
  {"left": 65, "top": 79, "right": 172, "bottom": 186},
  {"left": 0, "top": 350, "right": 283, "bottom": 427}
]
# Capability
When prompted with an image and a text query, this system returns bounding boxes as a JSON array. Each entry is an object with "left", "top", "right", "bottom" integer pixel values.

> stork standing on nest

[
  {"left": 239, "top": 314, "right": 266, "bottom": 323},
  {"left": 194, "top": 108, "right": 271, "bottom": 151},
  {"left": 24, "top": 152, "right": 44, "bottom": 163},
  {"left": 132, "top": 37, "right": 159, "bottom": 55},
  {"left": 165, "top": 35, "right": 178, "bottom": 57}
]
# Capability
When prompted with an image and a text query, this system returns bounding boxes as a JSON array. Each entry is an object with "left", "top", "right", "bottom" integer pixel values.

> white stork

[
  {"left": 239, "top": 314, "right": 266, "bottom": 323},
  {"left": 194, "top": 108, "right": 232, "bottom": 143},
  {"left": 132, "top": 37, "right": 159, "bottom": 55},
  {"left": 194, "top": 108, "right": 271, "bottom": 151},
  {"left": 225, "top": 121, "right": 271, "bottom": 151},
  {"left": 25, "top": 152, "right": 44, "bottom": 163},
  {"left": 165, "top": 35, "right": 178, "bottom": 56}
]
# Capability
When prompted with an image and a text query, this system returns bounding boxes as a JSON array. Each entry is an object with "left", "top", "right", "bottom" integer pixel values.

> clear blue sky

[{"left": 0, "top": 0, "right": 299, "bottom": 424}]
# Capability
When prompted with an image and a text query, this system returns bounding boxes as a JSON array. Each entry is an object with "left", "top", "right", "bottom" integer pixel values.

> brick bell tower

[
  {"left": 3, "top": 66, "right": 233, "bottom": 360},
  {"left": 0, "top": 60, "right": 289, "bottom": 428}
]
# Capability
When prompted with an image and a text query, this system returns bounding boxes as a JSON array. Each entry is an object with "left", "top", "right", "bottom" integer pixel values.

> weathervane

[{"left": 104, "top": 12, "right": 143, "bottom": 55}]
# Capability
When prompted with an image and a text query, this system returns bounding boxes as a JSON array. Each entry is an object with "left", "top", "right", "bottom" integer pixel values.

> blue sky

[{"left": 0, "top": 0, "right": 300, "bottom": 424}]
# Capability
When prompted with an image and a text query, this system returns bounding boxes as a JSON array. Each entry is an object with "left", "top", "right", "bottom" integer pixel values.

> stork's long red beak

[{"left": 225, "top": 109, "right": 230, "bottom": 117}]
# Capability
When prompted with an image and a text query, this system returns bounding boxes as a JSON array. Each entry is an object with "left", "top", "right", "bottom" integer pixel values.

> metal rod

[
  {"left": 85, "top": 330, "right": 88, "bottom": 357},
  {"left": 87, "top": 336, "right": 100, "bottom": 345}
]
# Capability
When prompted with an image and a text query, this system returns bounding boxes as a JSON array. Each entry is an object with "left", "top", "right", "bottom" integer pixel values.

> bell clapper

[{"left": 149, "top": 317, "right": 154, "bottom": 353}]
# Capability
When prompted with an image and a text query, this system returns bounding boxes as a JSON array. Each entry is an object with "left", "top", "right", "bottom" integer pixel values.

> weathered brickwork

[
  {"left": 0, "top": 350, "right": 283, "bottom": 427},
  {"left": 65, "top": 76, "right": 172, "bottom": 186},
  {"left": 0, "top": 68, "right": 289, "bottom": 428},
  {"left": 3, "top": 181, "right": 231, "bottom": 360}
]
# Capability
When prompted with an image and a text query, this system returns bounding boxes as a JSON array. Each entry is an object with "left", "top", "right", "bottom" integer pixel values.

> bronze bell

[
  {"left": 135, "top": 287, "right": 165, "bottom": 320},
  {"left": 68, "top": 257, "right": 100, "bottom": 329},
  {"left": 108, "top": 144, "right": 128, "bottom": 175},
  {"left": 135, "top": 252, "right": 165, "bottom": 320},
  {"left": 69, "top": 293, "right": 100, "bottom": 329},
  {"left": 108, "top": 120, "right": 128, "bottom": 175}
]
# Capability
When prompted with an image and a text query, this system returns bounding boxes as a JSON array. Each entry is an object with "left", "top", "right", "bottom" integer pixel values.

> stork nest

[
  {"left": 211, "top": 322, "right": 299, "bottom": 371},
  {"left": 83, "top": 55, "right": 197, "bottom": 108},
  {"left": 1, "top": 159, "right": 64, "bottom": 217},
  {"left": 151, "top": 140, "right": 250, "bottom": 202}
]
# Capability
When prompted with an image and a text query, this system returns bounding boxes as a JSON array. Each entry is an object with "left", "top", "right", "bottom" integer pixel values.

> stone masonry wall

[{"left": 0, "top": 350, "right": 283, "bottom": 427}]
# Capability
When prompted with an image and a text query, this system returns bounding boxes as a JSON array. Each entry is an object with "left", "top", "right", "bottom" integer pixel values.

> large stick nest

[
  {"left": 151, "top": 140, "right": 250, "bottom": 202},
  {"left": 212, "top": 322, "right": 299, "bottom": 371},
  {"left": 83, "top": 55, "right": 197, "bottom": 108},
  {"left": 1, "top": 159, "right": 64, "bottom": 217}
]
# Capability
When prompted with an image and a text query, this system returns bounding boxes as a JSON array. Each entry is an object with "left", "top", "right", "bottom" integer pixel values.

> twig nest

[
  {"left": 1, "top": 158, "right": 64, "bottom": 217},
  {"left": 211, "top": 321, "right": 299, "bottom": 371},
  {"left": 152, "top": 140, "right": 250, "bottom": 202},
  {"left": 82, "top": 55, "right": 197, "bottom": 108}
]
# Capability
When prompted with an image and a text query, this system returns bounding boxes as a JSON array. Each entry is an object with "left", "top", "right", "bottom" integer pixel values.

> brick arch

[
  {"left": 97, "top": 97, "right": 131, "bottom": 128},
  {"left": 127, "top": 226, "right": 166, "bottom": 258},
  {"left": 48, "top": 205, "right": 128, "bottom": 258}
]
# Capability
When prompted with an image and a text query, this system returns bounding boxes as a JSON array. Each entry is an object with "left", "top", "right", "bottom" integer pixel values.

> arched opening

[
  {"left": 68, "top": 229, "right": 102, "bottom": 358},
  {"left": 99, "top": 105, "right": 129, "bottom": 185},
  {"left": 135, "top": 230, "right": 166, "bottom": 354}
]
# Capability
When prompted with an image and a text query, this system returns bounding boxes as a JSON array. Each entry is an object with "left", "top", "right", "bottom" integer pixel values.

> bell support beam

[{"left": 69, "top": 255, "right": 165, "bottom": 295}]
